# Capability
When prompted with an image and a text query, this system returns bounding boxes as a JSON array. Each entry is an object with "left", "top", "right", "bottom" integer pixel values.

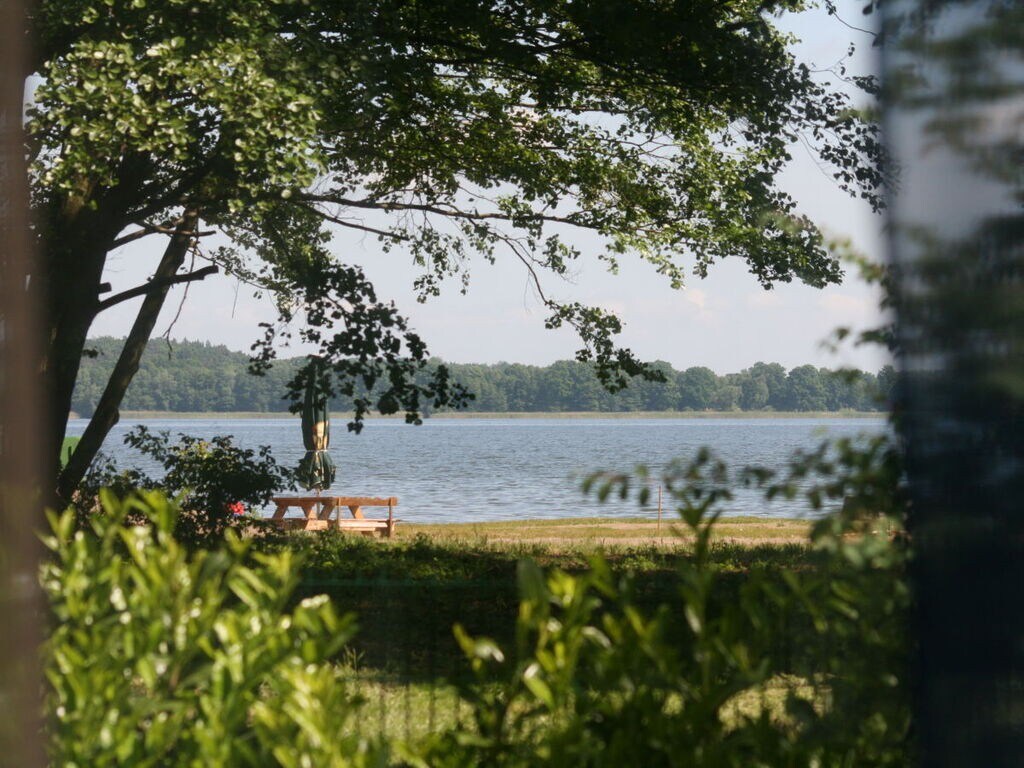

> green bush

[
  {"left": 42, "top": 491, "right": 383, "bottom": 767},
  {"left": 78, "top": 426, "right": 294, "bottom": 545},
  {"left": 419, "top": 444, "right": 911, "bottom": 767},
  {"left": 46, "top": 437, "right": 909, "bottom": 766}
]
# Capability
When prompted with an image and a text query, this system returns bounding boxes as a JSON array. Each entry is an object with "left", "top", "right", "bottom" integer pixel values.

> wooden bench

[{"left": 271, "top": 495, "right": 399, "bottom": 538}]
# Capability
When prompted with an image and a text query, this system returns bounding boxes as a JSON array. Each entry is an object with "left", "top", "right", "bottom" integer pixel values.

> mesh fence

[
  {"left": 296, "top": 576, "right": 523, "bottom": 742},
  {"left": 293, "top": 566, "right": 855, "bottom": 745}
]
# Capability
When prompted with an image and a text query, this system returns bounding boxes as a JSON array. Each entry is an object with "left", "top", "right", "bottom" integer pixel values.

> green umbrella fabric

[{"left": 296, "top": 368, "right": 336, "bottom": 492}]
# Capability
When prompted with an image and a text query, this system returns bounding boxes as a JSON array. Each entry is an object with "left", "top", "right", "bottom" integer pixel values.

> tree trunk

[
  {"left": 41, "top": 207, "right": 121, "bottom": 498},
  {"left": 57, "top": 210, "right": 199, "bottom": 501},
  {"left": 40, "top": 155, "right": 154, "bottom": 493}
]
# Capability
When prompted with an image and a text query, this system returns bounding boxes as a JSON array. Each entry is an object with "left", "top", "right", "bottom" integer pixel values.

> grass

[
  {"left": 288, "top": 516, "right": 819, "bottom": 584},
  {"left": 338, "top": 669, "right": 826, "bottom": 744},
  {"left": 282, "top": 515, "right": 891, "bottom": 754},
  {"left": 281, "top": 515, "right": 829, "bottom": 682},
  {"left": 721, "top": 675, "right": 826, "bottom": 727},
  {"left": 399, "top": 515, "right": 813, "bottom": 549},
  {"left": 338, "top": 664, "right": 466, "bottom": 744}
]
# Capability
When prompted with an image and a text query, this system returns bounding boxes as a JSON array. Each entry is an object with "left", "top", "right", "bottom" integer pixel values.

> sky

[{"left": 89, "top": 0, "right": 891, "bottom": 375}]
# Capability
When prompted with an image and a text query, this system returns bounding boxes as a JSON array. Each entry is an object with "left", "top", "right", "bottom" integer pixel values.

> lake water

[{"left": 66, "top": 417, "right": 886, "bottom": 523}]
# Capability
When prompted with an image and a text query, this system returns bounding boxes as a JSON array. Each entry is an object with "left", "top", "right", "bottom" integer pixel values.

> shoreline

[{"left": 73, "top": 409, "right": 885, "bottom": 421}]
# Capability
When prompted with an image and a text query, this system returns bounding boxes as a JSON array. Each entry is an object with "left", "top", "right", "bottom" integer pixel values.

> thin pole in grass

[{"left": 657, "top": 485, "right": 663, "bottom": 535}]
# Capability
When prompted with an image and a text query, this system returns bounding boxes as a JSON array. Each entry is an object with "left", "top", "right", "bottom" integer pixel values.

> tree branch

[
  {"left": 497, "top": 232, "right": 552, "bottom": 305},
  {"left": 299, "top": 203, "right": 410, "bottom": 241},
  {"left": 58, "top": 210, "right": 201, "bottom": 500},
  {"left": 111, "top": 222, "right": 216, "bottom": 249},
  {"left": 95, "top": 265, "right": 218, "bottom": 313},
  {"left": 300, "top": 193, "right": 585, "bottom": 228}
]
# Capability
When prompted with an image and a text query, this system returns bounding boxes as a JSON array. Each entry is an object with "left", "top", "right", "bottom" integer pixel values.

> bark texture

[{"left": 57, "top": 210, "right": 200, "bottom": 500}]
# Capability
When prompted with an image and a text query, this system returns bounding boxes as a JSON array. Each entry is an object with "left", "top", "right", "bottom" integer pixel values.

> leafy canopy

[{"left": 30, "top": 0, "right": 883, "bottom": 428}]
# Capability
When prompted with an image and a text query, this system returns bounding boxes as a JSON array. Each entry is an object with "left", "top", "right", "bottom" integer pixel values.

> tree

[
  {"left": 819, "top": 366, "right": 847, "bottom": 411},
  {"left": 678, "top": 367, "right": 719, "bottom": 411},
  {"left": 749, "top": 361, "right": 789, "bottom": 410},
  {"left": 27, "top": 0, "right": 883, "bottom": 499},
  {"left": 739, "top": 374, "right": 770, "bottom": 410},
  {"left": 876, "top": 364, "right": 897, "bottom": 408},
  {"left": 785, "top": 365, "right": 826, "bottom": 411},
  {"left": 710, "top": 383, "right": 741, "bottom": 411},
  {"left": 638, "top": 361, "right": 679, "bottom": 412},
  {"left": 879, "top": 1, "right": 1024, "bottom": 759}
]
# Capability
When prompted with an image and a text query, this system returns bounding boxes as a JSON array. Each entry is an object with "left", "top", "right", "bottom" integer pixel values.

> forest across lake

[{"left": 74, "top": 337, "right": 894, "bottom": 416}]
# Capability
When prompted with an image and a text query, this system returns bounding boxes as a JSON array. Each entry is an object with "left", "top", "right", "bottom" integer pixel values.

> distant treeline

[{"left": 72, "top": 337, "right": 894, "bottom": 416}]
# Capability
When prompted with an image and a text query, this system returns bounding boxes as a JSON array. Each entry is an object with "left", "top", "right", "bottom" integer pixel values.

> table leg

[
  {"left": 345, "top": 505, "right": 375, "bottom": 537},
  {"left": 298, "top": 501, "right": 317, "bottom": 531},
  {"left": 318, "top": 499, "right": 336, "bottom": 522}
]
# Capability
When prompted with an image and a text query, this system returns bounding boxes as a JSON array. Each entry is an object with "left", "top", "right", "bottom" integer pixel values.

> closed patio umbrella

[{"left": 296, "top": 364, "right": 335, "bottom": 493}]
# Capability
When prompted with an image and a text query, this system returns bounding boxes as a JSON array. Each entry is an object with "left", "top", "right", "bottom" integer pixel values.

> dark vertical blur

[
  {"left": 882, "top": 0, "right": 1024, "bottom": 764},
  {"left": 0, "top": 0, "right": 46, "bottom": 765}
]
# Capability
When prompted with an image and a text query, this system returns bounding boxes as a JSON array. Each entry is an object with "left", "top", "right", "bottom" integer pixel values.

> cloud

[
  {"left": 745, "top": 291, "right": 783, "bottom": 309},
  {"left": 684, "top": 288, "right": 707, "bottom": 311},
  {"left": 816, "top": 293, "right": 872, "bottom": 317},
  {"left": 613, "top": 289, "right": 719, "bottom": 326},
  {"left": 602, "top": 300, "right": 629, "bottom": 317}
]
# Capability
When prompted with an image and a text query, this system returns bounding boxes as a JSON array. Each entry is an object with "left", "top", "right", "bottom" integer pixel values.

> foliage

[
  {"left": 419, "top": 442, "right": 910, "bottom": 767},
  {"left": 43, "top": 440, "right": 910, "bottom": 765},
  {"left": 31, "top": 0, "right": 886, "bottom": 490},
  {"left": 74, "top": 337, "right": 893, "bottom": 415},
  {"left": 78, "top": 426, "right": 294, "bottom": 545},
  {"left": 292, "top": 528, "right": 816, "bottom": 585},
  {"left": 41, "top": 491, "right": 384, "bottom": 766},
  {"left": 286, "top": 521, "right": 824, "bottom": 678},
  {"left": 59, "top": 436, "right": 80, "bottom": 469}
]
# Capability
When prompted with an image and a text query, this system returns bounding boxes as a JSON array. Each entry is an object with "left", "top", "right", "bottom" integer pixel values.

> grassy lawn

[
  {"left": 339, "top": 669, "right": 824, "bottom": 744},
  {"left": 399, "top": 515, "right": 813, "bottom": 549},
  {"left": 280, "top": 516, "right": 891, "bottom": 753},
  {"left": 285, "top": 516, "right": 829, "bottom": 684},
  {"left": 289, "top": 516, "right": 820, "bottom": 584},
  {"left": 337, "top": 664, "right": 466, "bottom": 744}
]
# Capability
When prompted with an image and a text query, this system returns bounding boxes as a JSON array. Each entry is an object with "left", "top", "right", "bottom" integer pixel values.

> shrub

[
  {"left": 421, "top": 443, "right": 911, "bottom": 767},
  {"left": 42, "top": 491, "right": 382, "bottom": 767},
  {"left": 47, "top": 436, "right": 910, "bottom": 766},
  {"left": 77, "top": 426, "right": 295, "bottom": 545}
]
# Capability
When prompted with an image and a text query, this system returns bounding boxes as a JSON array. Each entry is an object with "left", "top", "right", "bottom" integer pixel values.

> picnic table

[{"left": 271, "top": 495, "right": 399, "bottom": 538}]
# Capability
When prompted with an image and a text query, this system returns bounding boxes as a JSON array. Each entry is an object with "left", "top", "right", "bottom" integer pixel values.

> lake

[{"left": 66, "top": 416, "right": 886, "bottom": 523}]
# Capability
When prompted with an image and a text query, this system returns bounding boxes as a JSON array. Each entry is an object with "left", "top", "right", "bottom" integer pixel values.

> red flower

[{"left": 226, "top": 501, "right": 245, "bottom": 516}]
